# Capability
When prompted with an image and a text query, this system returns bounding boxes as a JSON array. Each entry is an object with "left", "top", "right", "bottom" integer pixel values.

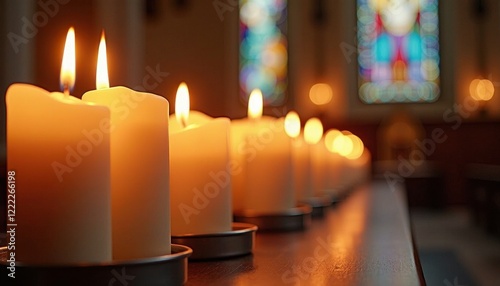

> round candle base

[
  {"left": 171, "top": 222, "right": 257, "bottom": 260},
  {"left": 233, "top": 204, "right": 312, "bottom": 232},
  {"left": 300, "top": 196, "right": 332, "bottom": 217},
  {"left": 0, "top": 244, "right": 191, "bottom": 286}
]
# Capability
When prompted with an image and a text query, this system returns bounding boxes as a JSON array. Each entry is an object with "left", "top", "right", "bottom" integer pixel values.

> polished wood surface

[{"left": 186, "top": 181, "right": 424, "bottom": 285}]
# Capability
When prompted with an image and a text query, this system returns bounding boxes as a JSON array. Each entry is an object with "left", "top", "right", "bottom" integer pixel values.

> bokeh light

[
  {"left": 333, "top": 134, "right": 353, "bottom": 157},
  {"left": 309, "top": 83, "right": 333, "bottom": 106},
  {"left": 345, "top": 134, "right": 364, "bottom": 160},
  {"left": 470, "top": 79, "right": 495, "bottom": 101},
  {"left": 284, "top": 111, "right": 301, "bottom": 139},
  {"left": 304, "top": 118, "right": 323, "bottom": 145},
  {"left": 469, "top": 78, "right": 481, "bottom": 100},
  {"left": 240, "top": 0, "right": 287, "bottom": 106},
  {"left": 324, "top": 129, "right": 342, "bottom": 152}
]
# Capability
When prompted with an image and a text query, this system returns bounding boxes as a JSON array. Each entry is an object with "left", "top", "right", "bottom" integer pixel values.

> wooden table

[{"left": 186, "top": 181, "right": 425, "bottom": 285}]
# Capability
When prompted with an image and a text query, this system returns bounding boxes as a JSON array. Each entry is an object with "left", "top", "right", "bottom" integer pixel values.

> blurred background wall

[{"left": 1, "top": 0, "right": 500, "bottom": 205}]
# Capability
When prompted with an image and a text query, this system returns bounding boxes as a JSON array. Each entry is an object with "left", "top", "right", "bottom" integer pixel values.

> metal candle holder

[
  {"left": 233, "top": 204, "right": 312, "bottom": 232},
  {"left": 171, "top": 222, "right": 257, "bottom": 260},
  {"left": 0, "top": 244, "right": 191, "bottom": 286},
  {"left": 301, "top": 195, "right": 332, "bottom": 217}
]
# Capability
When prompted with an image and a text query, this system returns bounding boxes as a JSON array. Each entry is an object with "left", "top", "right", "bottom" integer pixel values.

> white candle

[
  {"left": 311, "top": 137, "right": 327, "bottom": 197},
  {"left": 345, "top": 149, "right": 371, "bottom": 187},
  {"left": 231, "top": 89, "right": 293, "bottom": 213},
  {"left": 291, "top": 136, "right": 309, "bottom": 202},
  {"left": 324, "top": 129, "right": 344, "bottom": 199},
  {"left": 343, "top": 134, "right": 371, "bottom": 188},
  {"left": 6, "top": 28, "right": 111, "bottom": 264},
  {"left": 82, "top": 33, "right": 170, "bottom": 259},
  {"left": 285, "top": 111, "right": 308, "bottom": 203},
  {"left": 169, "top": 83, "right": 233, "bottom": 235},
  {"left": 331, "top": 132, "right": 371, "bottom": 191},
  {"left": 303, "top": 117, "right": 325, "bottom": 199}
]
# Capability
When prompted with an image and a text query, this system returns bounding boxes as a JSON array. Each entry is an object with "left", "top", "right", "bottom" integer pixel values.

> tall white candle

[
  {"left": 231, "top": 89, "right": 293, "bottom": 213},
  {"left": 6, "top": 28, "right": 111, "bottom": 264},
  {"left": 303, "top": 117, "right": 324, "bottom": 199},
  {"left": 342, "top": 134, "right": 371, "bottom": 188},
  {"left": 82, "top": 33, "right": 170, "bottom": 259},
  {"left": 285, "top": 111, "right": 308, "bottom": 203},
  {"left": 169, "top": 83, "right": 233, "bottom": 235},
  {"left": 324, "top": 129, "right": 344, "bottom": 199}
]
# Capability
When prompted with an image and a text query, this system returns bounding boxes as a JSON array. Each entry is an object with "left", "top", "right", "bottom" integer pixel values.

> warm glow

[
  {"left": 341, "top": 130, "right": 352, "bottom": 135},
  {"left": 96, "top": 31, "right": 109, "bottom": 89},
  {"left": 477, "top": 79, "right": 494, "bottom": 101},
  {"left": 470, "top": 79, "right": 495, "bottom": 101},
  {"left": 324, "top": 129, "right": 342, "bottom": 152},
  {"left": 175, "top": 82, "right": 190, "bottom": 127},
  {"left": 309, "top": 83, "right": 333, "bottom": 106},
  {"left": 304, "top": 117, "right": 323, "bottom": 145},
  {"left": 469, "top": 79, "right": 480, "bottom": 100},
  {"left": 333, "top": 134, "right": 353, "bottom": 157},
  {"left": 345, "top": 134, "right": 364, "bottom": 160},
  {"left": 60, "top": 27, "right": 76, "bottom": 93},
  {"left": 284, "top": 111, "right": 301, "bottom": 138},
  {"left": 248, "top": 89, "right": 263, "bottom": 119}
]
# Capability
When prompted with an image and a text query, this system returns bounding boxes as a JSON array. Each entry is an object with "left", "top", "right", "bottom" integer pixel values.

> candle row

[
  {"left": 7, "top": 28, "right": 171, "bottom": 263},
  {"left": 6, "top": 28, "right": 370, "bottom": 265},
  {"left": 285, "top": 112, "right": 371, "bottom": 204}
]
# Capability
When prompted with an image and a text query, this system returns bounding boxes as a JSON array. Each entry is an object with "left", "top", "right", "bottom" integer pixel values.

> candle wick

[
  {"left": 63, "top": 84, "right": 70, "bottom": 96},
  {"left": 181, "top": 117, "right": 187, "bottom": 128}
]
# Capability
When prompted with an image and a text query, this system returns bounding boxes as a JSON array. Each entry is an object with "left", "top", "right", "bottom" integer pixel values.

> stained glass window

[
  {"left": 357, "top": 0, "right": 440, "bottom": 103},
  {"left": 240, "top": 0, "right": 288, "bottom": 106}
]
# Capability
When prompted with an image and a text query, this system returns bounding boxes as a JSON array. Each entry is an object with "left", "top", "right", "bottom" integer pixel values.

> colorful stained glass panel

[
  {"left": 240, "top": 0, "right": 287, "bottom": 106},
  {"left": 357, "top": 0, "right": 440, "bottom": 103}
]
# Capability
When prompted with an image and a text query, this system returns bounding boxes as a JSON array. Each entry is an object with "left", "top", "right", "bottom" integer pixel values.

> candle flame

[
  {"left": 324, "top": 129, "right": 342, "bottom": 152},
  {"left": 284, "top": 111, "right": 301, "bottom": 138},
  {"left": 345, "top": 134, "right": 364, "bottom": 160},
  {"left": 248, "top": 89, "right": 263, "bottom": 120},
  {"left": 333, "top": 133, "right": 353, "bottom": 157},
  {"left": 175, "top": 82, "right": 190, "bottom": 127},
  {"left": 60, "top": 27, "right": 76, "bottom": 94},
  {"left": 304, "top": 117, "right": 323, "bottom": 145},
  {"left": 96, "top": 31, "right": 110, "bottom": 89}
]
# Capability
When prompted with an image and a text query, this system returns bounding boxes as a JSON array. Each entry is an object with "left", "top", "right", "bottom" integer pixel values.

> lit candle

[
  {"left": 331, "top": 132, "right": 371, "bottom": 191},
  {"left": 6, "top": 27, "right": 112, "bottom": 264},
  {"left": 285, "top": 111, "right": 308, "bottom": 203},
  {"left": 169, "top": 82, "right": 232, "bottom": 235},
  {"left": 303, "top": 117, "right": 325, "bottom": 200},
  {"left": 231, "top": 89, "right": 293, "bottom": 213},
  {"left": 82, "top": 32, "right": 170, "bottom": 259},
  {"left": 331, "top": 131, "right": 354, "bottom": 192},
  {"left": 324, "top": 129, "right": 344, "bottom": 199},
  {"left": 342, "top": 134, "right": 371, "bottom": 188}
]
